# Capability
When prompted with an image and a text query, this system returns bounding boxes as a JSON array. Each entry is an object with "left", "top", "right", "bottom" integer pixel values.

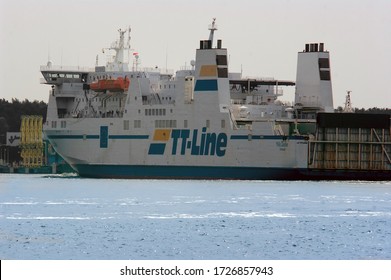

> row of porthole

[{"left": 145, "top": 108, "right": 167, "bottom": 116}]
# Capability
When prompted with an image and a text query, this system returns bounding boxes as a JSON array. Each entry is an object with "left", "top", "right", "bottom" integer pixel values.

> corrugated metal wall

[{"left": 309, "top": 122, "right": 391, "bottom": 171}]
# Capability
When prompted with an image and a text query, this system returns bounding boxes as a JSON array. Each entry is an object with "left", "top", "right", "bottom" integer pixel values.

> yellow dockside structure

[{"left": 20, "top": 115, "right": 43, "bottom": 167}]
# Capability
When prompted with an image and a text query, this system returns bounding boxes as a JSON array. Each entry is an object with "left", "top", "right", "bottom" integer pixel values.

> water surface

[{"left": 1, "top": 174, "right": 390, "bottom": 259}]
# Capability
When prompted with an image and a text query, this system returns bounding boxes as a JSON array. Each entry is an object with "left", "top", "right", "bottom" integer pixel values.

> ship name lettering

[{"left": 171, "top": 128, "right": 227, "bottom": 157}]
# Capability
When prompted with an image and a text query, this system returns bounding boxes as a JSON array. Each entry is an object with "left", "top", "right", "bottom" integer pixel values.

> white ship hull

[{"left": 45, "top": 116, "right": 308, "bottom": 179}]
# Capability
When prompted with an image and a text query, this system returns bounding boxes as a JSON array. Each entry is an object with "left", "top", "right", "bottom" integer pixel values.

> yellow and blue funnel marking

[
  {"left": 194, "top": 80, "right": 218, "bottom": 91},
  {"left": 195, "top": 65, "right": 219, "bottom": 91},
  {"left": 199, "top": 65, "right": 217, "bottom": 77}
]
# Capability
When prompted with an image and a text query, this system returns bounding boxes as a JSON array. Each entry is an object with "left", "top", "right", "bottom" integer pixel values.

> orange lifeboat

[{"left": 90, "top": 76, "right": 130, "bottom": 92}]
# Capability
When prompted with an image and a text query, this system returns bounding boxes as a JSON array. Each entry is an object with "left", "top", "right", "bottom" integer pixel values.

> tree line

[
  {"left": 0, "top": 98, "right": 47, "bottom": 144},
  {"left": 335, "top": 106, "right": 391, "bottom": 115}
]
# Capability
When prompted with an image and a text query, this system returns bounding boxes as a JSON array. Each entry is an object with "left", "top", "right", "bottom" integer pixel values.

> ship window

[
  {"left": 320, "top": 70, "right": 331, "bottom": 81},
  {"left": 163, "top": 109, "right": 166, "bottom": 115},
  {"left": 221, "top": 119, "right": 225, "bottom": 128},
  {"left": 123, "top": 120, "right": 129, "bottom": 130},
  {"left": 206, "top": 120, "right": 210, "bottom": 128},
  {"left": 154, "top": 119, "right": 177, "bottom": 128},
  {"left": 184, "top": 120, "right": 188, "bottom": 128},
  {"left": 318, "top": 58, "right": 330, "bottom": 69},
  {"left": 216, "top": 55, "right": 228, "bottom": 66},
  {"left": 51, "top": 121, "right": 57, "bottom": 128},
  {"left": 218, "top": 67, "right": 228, "bottom": 78},
  {"left": 134, "top": 120, "right": 141, "bottom": 128}
]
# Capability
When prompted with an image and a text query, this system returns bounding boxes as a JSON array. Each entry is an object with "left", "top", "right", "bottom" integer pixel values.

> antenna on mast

[
  {"left": 127, "top": 26, "right": 131, "bottom": 49},
  {"left": 46, "top": 43, "right": 53, "bottom": 68},
  {"left": 208, "top": 18, "right": 217, "bottom": 48}
]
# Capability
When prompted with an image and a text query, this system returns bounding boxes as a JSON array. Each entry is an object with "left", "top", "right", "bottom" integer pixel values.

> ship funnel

[
  {"left": 194, "top": 20, "right": 230, "bottom": 112},
  {"left": 295, "top": 42, "right": 334, "bottom": 115}
]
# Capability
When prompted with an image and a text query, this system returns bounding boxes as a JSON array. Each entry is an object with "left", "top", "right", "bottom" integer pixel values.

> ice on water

[{"left": 0, "top": 174, "right": 390, "bottom": 259}]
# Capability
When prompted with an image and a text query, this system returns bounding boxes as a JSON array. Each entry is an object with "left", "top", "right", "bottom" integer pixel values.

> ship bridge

[{"left": 40, "top": 64, "right": 94, "bottom": 85}]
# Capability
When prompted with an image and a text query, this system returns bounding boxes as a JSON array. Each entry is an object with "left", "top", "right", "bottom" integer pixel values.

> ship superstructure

[{"left": 41, "top": 21, "right": 391, "bottom": 180}]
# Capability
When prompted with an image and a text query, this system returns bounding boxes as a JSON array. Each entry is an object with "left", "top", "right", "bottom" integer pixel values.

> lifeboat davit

[{"left": 89, "top": 76, "right": 130, "bottom": 92}]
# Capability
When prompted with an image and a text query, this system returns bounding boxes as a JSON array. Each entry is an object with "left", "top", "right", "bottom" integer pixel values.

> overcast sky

[{"left": 1, "top": 0, "right": 390, "bottom": 109}]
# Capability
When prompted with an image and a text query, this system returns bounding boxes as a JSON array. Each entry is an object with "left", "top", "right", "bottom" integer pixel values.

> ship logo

[
  {"left": 148, "top": 128, "right": 228, "bottom": 157},
  {"left": 148, "top": 129, "right": 171, "bottom": 155}
]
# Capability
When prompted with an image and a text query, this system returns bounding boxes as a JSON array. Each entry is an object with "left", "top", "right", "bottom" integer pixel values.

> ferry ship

[{"left": 42, "top": 20, "right": 391, "bottom": 180}]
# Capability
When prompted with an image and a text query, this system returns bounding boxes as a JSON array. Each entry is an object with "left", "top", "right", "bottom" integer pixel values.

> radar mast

[
  {"left": 102, "top": 27, "right": 132, "bottom": 71},
  {"left": 208, "top": 18, "right": 218, "bottom": 48}
]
